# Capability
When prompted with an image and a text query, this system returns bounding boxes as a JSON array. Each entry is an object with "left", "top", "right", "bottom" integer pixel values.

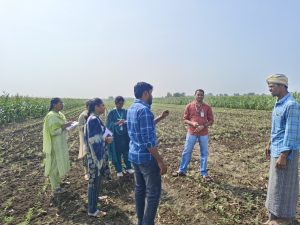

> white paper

[
  {"left": 103, "top": 128, "right": 113, "bottom": 138},
  {"left": 66, "top": 121, "right": 79, "bottom": 131}
]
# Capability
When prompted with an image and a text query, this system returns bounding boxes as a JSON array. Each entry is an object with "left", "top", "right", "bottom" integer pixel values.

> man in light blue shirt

[{"left": 264, "top": 74, "right": 300, "bottom": 225}]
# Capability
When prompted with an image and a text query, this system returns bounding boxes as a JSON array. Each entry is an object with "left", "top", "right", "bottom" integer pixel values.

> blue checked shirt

[
  {"left": 127, "top": 99, "right": 157, "bottom": 164},
  {"left": 270, "top": 93, "right": 300, "bottom": 159}
]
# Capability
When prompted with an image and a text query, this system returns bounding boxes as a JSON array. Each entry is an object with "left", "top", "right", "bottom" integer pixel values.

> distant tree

[
  {"left": 108, "top": 96, "right": 114, "bottom": 100},
  {"left": 224, "top": 93, "right": 228, "bottom": 96},
  {"left": 207, "top": 93, "right": 214, "bottom": 96},
  {"left": 173, "top": 92, "right": 185, "bottom": 97},
  {"left": 166, "top": 92, "right": 172, "bottom": 97},
  {"left": 234, "top": 93, "right": 240, "bottom": 96}
]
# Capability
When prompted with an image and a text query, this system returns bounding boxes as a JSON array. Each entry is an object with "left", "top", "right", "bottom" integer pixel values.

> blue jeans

[
  {"left": 178, "top": 133, "right": 209, "bottom": 176},
  {"left": 132, "top": 159, "right": 161, "bottom": 225}
]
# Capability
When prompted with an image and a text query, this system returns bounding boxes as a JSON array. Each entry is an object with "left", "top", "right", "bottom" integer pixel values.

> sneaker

[
  {"left": 62, "top": 181, "right": 70, "bottom": 185},
  {"left": 117, "top": 172, "right": 123, "bottom": 177},
  {"left": 172, "top": 171, "right": 186, "bottom": 177},
  {"left": 126, "top": 169, "right": 135, "bottom": 174},
  {"left": 88, "top": 209, "right": 107, "bottom": 217}
]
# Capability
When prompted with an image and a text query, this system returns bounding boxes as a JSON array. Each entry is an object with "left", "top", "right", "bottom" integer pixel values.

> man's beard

[{"left": 196, "top": 98, "right": 203, "bottom": 103}]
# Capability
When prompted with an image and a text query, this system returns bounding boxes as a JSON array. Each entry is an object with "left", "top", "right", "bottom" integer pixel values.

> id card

[{"left": 200, "top": 111, "right": 204, "bottom": 117}]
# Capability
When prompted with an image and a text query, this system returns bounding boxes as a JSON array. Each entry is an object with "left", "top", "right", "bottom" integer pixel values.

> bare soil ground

[{"left": 0, "top": 104, "right": 299, "bottom": 225}]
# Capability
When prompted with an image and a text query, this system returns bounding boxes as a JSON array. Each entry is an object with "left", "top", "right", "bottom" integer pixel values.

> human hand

[
  {"left": 194, "top": 125, "right": 204, "bottom": 132},
  {"left": 275, "top": 154, "right": 287, "bottom": 169},
  {"left": 158, "top": 160, "right": 167, "bottom": 175},
  {"left": 265, "top": 145, "right": 270, "bottom": 160},
  {"left": 116, "top": 119, "right": 125, "bottom": 126},
  {"left": 160, "top": 110, "right": 169, "bottom": 119},
  {"left": 62, "top": 121, "right": 74, "bottom": 129},
  {"left": 191, "top": 122, "right": 199, "bottom": 128},
  {"left": 105, "top": 136, "right": 113, "bottom": 144}
]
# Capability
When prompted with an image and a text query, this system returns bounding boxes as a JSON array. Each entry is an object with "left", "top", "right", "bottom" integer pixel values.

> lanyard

[
  {"left": 195, "top": 103, "right": 203, "bottom": 113},
  {"left": 195, "top": 103, "right": 205, "bottom": 117},
  {"left": 115, "top": 108, "right": 123, "bottom": 119}
]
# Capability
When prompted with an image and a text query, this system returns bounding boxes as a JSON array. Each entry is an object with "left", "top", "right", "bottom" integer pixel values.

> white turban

[{"left": 266, "top": 74, "right": 288, "bottom": 87}]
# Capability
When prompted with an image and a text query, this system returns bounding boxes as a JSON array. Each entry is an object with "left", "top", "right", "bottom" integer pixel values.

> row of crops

[
  {"left": 1, "top": 92, "right": 300, "bottom": 126},
  {"left": 153, "top": 92, "right": 300, "bottom": 110},
  {"left": 0, "top": 94, "right": 86, "bottom": 126}
]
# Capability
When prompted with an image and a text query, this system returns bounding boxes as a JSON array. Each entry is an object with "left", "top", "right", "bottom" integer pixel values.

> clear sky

[{"left": 0, "top": 0, "right": 299, "bottom": 98}]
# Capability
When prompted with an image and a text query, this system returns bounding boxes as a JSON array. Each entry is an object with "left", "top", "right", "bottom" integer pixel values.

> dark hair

[
  {"left": 194, "top": 89, "right": 205, "bottom": 95},
  {"left": 49, "top": 97, "right": 61, "bottom": 111},
  {"left": 134, "top": 82, "right": 153, "bottom": 99},
  {"left": 87, "top": 98, "right": 104, "bottom": 117},
  {"left": 115, "top": 96, "right": 125, "bottom": 104},
  {"left": 85, "top": 100, "right": 91, "bottom": 108}
]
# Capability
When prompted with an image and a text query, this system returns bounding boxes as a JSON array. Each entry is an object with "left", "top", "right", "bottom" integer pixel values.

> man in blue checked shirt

[
  {"left": 127, "top": 82, "right": 169, "bottom": 225},
  {"left": 264, "top": 74, "right": 300, "bottom": 225}
]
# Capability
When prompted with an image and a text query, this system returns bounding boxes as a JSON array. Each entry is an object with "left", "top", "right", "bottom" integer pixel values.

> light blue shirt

[{"left": 270, "top": 93, "right": 300, "bottom": 159}]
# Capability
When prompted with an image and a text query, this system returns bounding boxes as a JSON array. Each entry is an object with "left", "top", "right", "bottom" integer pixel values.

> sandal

[
  {"left": 262, "top": 219, "right": 271, "bottom": 225},
  {"left": 88, "top": 209, "right": 107, "bottom": 217},
  {"left": 271, "top": 219, "right": 297, "bottom": 225},
  {"left": 98, "top": 195, "right": 108, "bottom": 200}
]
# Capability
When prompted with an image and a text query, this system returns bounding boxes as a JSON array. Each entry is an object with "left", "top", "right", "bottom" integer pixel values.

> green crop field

[
  {"left": 0, "top": 94, "right": 299, "bottom": 225},
  {"left": 154, "top": 92, "right": 300, "bottom": 110}
]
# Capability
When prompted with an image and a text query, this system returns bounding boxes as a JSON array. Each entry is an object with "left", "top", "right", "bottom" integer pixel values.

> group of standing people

[
  {"left": 43, "top": 97, "right": 113, "bottom": 216},
  {"left": 40, "top": 82, "right": 217, "bottom": 224},
  {"left": 42, "top": 75, "right": 300, "bottom": 225},
  {"left": 77, "top": 96, "right": 135, "bottom": 217}
]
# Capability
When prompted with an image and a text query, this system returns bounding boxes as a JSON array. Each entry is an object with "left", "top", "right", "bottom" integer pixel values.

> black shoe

[{"left": 172, "top": 171, "right": 186, "bottom": 177}]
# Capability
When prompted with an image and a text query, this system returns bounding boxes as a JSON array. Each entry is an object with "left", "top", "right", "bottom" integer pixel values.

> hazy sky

[{"left": 0, "top": 0, "right": 299, "bottom": 98}]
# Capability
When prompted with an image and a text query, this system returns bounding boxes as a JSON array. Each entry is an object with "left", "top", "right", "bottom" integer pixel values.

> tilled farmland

[{"left": 0, "top": 104, "right": 299, "bottom": 225}]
